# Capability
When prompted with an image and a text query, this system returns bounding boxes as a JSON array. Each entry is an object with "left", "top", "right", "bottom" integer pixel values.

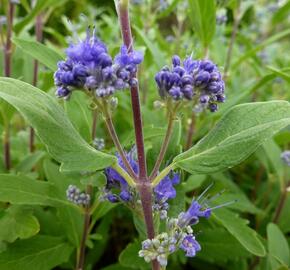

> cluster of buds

[
  {"left": 66, "top": 185, "right": 91, "bottom": 206},
  {"left": 139, "top": 184, "right": 235, "bottom": 266},
  {"left": 92, "top": 137, "right": 105, "bottom": 150},
  {"left": 155, "top": 55, "right": 225, "bottom": 112},
  {"left": 139, "top": 219, "right": 200, "bottom": 267},
  {"left": 54, "top": 28, "right": 143, "bottom": 100}
]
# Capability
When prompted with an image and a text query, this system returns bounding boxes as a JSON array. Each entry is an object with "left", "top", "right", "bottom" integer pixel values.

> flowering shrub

[{"left": 0, "top": 1, "right": 289, "bottom": 270}]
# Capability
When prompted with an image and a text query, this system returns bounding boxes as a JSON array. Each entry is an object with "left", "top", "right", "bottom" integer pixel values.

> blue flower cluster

[
  {"left": 54, "top": 30, "right": 143, "bottom": 99},
  {"left": 139, "top": 185, "right": 234, "bottom": 266},
  {"left": 155, "top": 55, "right": 225, "bottom": 112},
  {"left": 66, "top": 185, "right": 91, "bottom": 206},
  {"left": 103, "top": 149, "right": 138, "bottom": 203},
  {"left": 281, "top": 150, "right": 290, "bottom": 166},
  {"left": 103, "top": 149, "right": 179, "bottom": 218},
  {"left": 139, "top": 198, "right": 209, "bottom": 266}
]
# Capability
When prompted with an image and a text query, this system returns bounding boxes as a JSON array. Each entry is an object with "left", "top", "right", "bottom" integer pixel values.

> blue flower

[
  {"left": 155, "top": 55, "right": 225, "bottom": 112},
  {"left": 180, "top": 235, "right": 201, "bottom": 257},
  {"left": 178, "top": 200, "right": 211, "bottom": 227},
  {"left": 54, "top": 28, "right": 143, "bottom": 99},
  {"left": 178, "top": 184, "right": 236, "bottom": 227},
  {"left": 104, "top": 150, "right": 138, "bottom": 203},
  {"left": 115, "top": 45, "right": 143, "bottom": 67},
  {"left": 154, "top": 173, "right": 180, "bottom": 202},
  {"left": 281, "top": 150, "right": 290, "bottom": 166},
  {"left": 103, "top": 149, "right": 180, "bottom": 206}
]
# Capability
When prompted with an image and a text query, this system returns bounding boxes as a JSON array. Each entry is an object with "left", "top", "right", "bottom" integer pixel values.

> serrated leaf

[
  {"left": 0, "top": 78, "right": 116, "bottom": 172},
  {"left": 173, "top": 101, "right": 290, "bottom": 175},
  {"left": 12, "top": 38, "right": 64, "bottom": 71},
  {"left": 267, "top": 223, "right": 290, "bottom": 269},
  {"left": 213, "top": 208, "right": 266, "bottom": 256},
  {"left": 0, "top": 235, "right": 73, "bottom": 270},
  {"left": 0, "top": 206, "right": 40, "bottom": 243}
]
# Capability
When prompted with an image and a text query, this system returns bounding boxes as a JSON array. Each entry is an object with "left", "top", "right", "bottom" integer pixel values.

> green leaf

[
  {"left": 168, "top": 184, "right": 185, "bottom": 217},
  {"left": 14, "top": 0, "right": 68, "bottom": 34},
  {"left": 14, "top": 151, "right": 46, "bottom": 173},
  {"left": 0, "top": 174, "right": 75, "bottom": 208},
  {"left": 0, "top": 78, "right": 116, "bottom": 172},
  {"left": 64, "top": 91, "right": 92, "bottom": 142},
  {"left": 272, "top": 1, "right": 290, "bottom": 25},
  {"left": 0, "top": 235, "right": 73, "bottom": 270},
  {"left": 133, "top": 26, "right": 165, "bottom": 69},
  {"left": 197, "top": 228, "right": 250, "bottom": 263},
  {"left": 173, "top": 101, "right": 290, "bottom": 175},
  {"left": 119, "top": 241, "right": 150, "bottom": 270},
  {"left": 278, "top": 196, "right": 290, "bottom": 234},
  {"left": 0, "top": 206, "right": 40, "bottom": 243},
  {"left": 0, "top": 100, "right": 16, "bottom": 125},
  {"left": 188, "top": 0, "right": 216, "bottom": 48},
  {"left": 133, "top": 214, "right": 147, "bottom": 239},
  {"left": 233, "top": 29, "right": 290, "bottom": 68},
  {"left": 258, "top": 140, "right": 284, "bottom": 186},
  {"left": 267, "top": 223, "right": 290, "bottom": 269},
  {"left": 12, "top": 38, "right": 64, "bottom": 71},
  {"left": 101, "top": 264, "right": 128, "bottom": 270},
  {"left": 43, "top": 160, "right": 82, "bottom": 247},
  {"left": 266, "top": 66, "right": 290, "bottom": 83},
  {"left": 213, "top": 208, "right": 266, "bottom": 256}
]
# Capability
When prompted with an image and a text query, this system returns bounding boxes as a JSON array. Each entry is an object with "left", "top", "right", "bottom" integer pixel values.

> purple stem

[
  {"left": 117, "top": 2, "right": 147, "bottom": 180},
  {"left": 30, "top": 14, "right": 43, "bottom": 153},
  {"left": 117, "top": 2, "right": 159, "bottom": 270},
  {"left": 3, "top": 1, "right": 15, "bottom": 171}
]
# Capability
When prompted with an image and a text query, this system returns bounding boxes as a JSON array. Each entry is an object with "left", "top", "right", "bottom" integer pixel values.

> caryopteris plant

[{"left": 0, "top": 0, "right": 290, "bottom": 270}]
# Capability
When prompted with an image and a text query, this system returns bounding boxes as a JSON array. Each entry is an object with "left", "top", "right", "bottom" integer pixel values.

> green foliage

[
  {"left": 174, "top": 101, "right": 290, "bottom": 174},
  {"left": 0, "top": 235, "right": 73, "bottom": 270},
  {"left": 119, "top": 242, "right": 150, "bottom": 270},
  {"left": 0, "top": 206, "right": 39, "bottom": 243},
  {"left": 188, "top": 0, "right": 216, "bottom": 48},
  {"left": 12, "top": 38, "right": 64, "bottom": 71},
  {"left": 0, "top": 174, "right": 74, "bottom": 208},
  {"left": 0, "top": 0, "right": 290, "bottom": 269},
  {"left": 213, "top": 209, "right": 266, "bottom": 257},
  {"left": 197, "top": 228, "right": 251, "bottom": 263},
  {"left": 267, "top": 223, "right": 290, "bottom": 270},
  {"left": 0, "top": 78, "right": 116, "bottom": 172}
]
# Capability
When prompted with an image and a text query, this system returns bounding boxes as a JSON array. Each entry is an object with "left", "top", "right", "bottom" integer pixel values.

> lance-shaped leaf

[
  {"left": 0, "top": 78, "right": 116, "bottom": 172},
  {"left": 213, "top": 209, "right": 266, "bottom": 257},
  {"left": 12, "top": 37, "right": 64, "bottom": 71},
  {"left": 174, "top": 101, "right": 290, "bottom": 174},
  {"left": 0, "top": 174, "right": 75, "bottom": 208},
  {"left": 0, "top": 235, "right": 73, "bottom": 270},
  {"left": 267, "top": 223, "right": 290, "bottom": 269},
  {"left": 188, "top": 0, "right": 216, "bottom": 48}
]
